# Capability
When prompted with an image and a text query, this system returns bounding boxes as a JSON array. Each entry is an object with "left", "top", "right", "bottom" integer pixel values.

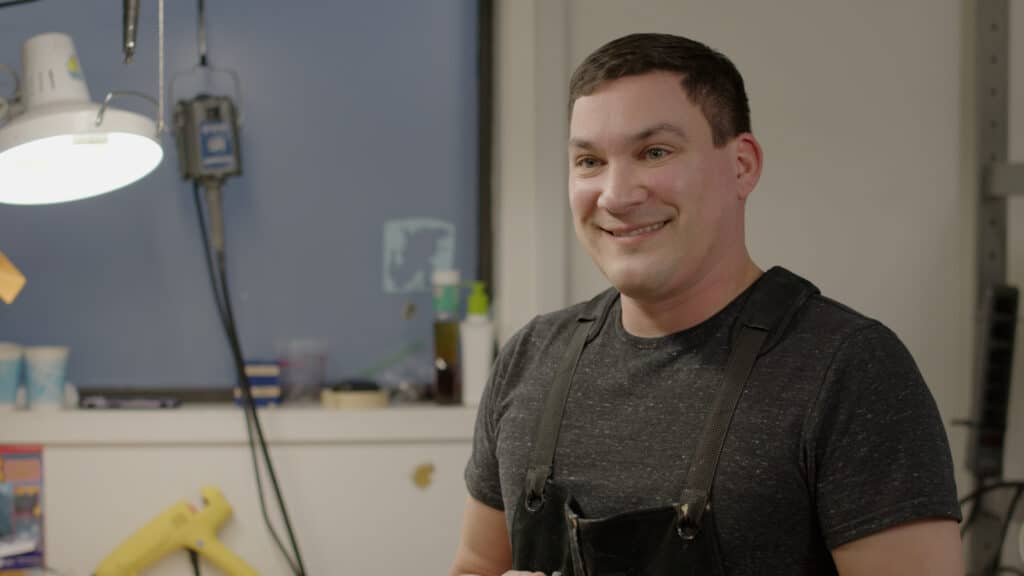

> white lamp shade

[
  {"left": 0, "top": 33, "right": 164, "bottom": 206},
  {"left": 0, "top": 103, "right": 163, "bottom": 205},
  {"left": 21, "top": 32, "right": 91, "bottom": 108}
]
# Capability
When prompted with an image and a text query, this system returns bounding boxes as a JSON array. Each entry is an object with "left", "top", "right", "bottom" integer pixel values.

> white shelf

[{"left": 0, "top": 404, "right": 478, "bottom": 446}]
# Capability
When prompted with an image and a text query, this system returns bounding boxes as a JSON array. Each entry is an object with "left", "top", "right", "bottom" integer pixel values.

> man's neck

[{"left": 620, "top": 258, "right": 763, "bottom": 338}]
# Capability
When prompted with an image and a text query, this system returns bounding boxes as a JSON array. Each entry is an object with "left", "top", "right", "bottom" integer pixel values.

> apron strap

[
  {"left": 676, "top": 324, "right": 766, "bottom": 538},
  {"left": 677, "top": 267, "right": 819, "bottom": 538},
  {"left": 524, "top": 288, "right": 619, "bottom": 511}
]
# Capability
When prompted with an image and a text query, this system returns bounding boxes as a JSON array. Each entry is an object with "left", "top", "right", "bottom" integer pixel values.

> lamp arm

[
  {"left": 96, "top": 90, "right": 159, "bottom": 126},
  {"left": 120, "top": 0, "right": 166, "bottom": 133}
]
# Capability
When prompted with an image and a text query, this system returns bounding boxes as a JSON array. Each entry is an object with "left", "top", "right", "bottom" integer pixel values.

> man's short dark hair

[{"left": 569, "top": 33, "right": 751, "bottom": 147}]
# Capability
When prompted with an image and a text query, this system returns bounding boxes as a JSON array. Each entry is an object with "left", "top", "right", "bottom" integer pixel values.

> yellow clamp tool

[{"left": 94, "top": 486, "right": 259, "bottom": 576}]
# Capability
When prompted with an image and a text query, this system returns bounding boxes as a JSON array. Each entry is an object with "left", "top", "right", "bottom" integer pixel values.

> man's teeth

[{"left": 614, "top": 222, "right": 665, "bottom": 237}]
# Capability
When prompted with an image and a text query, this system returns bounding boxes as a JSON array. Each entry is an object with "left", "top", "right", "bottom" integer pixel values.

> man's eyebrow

[
  {"left": 568, "top": 137, "right": 596, "bottom": 151},
  {"left": 631, "top": 122, "right": 688, "bottom": 143},
  {"left": 568, "top": 123, "right": 688, "bottom": 150}
]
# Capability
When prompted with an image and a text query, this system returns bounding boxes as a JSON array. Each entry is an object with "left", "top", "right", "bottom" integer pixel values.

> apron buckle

[
  {"left": 677, "top": 500, "right": 712, "bottom": 541},
  {"left": 525, "top": 490, "right": 544, "bottom": 512},
  {"left": 524, "top": 466, "right": 552, "bottom": 512},
  {"left": 676, "top": 503, "right": 701, "bottom": 540}
]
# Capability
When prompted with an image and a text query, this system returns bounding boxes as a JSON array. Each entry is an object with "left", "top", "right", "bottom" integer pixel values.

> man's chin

[{"left": 601, "top": 266, "right": 669, "bottom": 301}]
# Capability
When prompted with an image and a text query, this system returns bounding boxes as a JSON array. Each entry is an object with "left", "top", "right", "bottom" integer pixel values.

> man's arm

[
  {"left": 831, "top": 519, "right": 963, "bottom": 576},
  {"left": 450, "top": 496, "right": 514, "bottom": 576}
]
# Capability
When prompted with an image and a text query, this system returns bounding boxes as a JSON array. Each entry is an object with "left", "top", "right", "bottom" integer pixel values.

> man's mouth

[{"left": 603, "top": 220, "right": 669, "bottom": 237}]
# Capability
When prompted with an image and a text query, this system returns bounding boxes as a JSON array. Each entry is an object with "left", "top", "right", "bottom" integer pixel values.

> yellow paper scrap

[{"left": 0, "top": 249, "right": 26, "bottom": 304}]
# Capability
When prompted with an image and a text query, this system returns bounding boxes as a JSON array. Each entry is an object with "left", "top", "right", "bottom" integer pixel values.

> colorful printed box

[{"left": 0, "top": 445, "right": 43, "bottom": 573}]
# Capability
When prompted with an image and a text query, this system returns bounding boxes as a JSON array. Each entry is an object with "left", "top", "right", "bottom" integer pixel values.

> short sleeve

[
  {"left": 463, "top": 328, "right": 523, "bottom": 511},
  {"left": 805, "top": 322, "right": 962, "bottom": 549}
]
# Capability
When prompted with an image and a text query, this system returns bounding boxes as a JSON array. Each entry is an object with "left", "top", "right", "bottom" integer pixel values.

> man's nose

[{"left": 597, "top": 163, "right": 647, "bottom": 214}]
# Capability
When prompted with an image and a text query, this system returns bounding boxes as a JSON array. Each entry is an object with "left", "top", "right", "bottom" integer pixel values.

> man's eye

[
  {"left": 644, "top": 147, "right": 670, "bottom": 160},
  {"left": 575, "top": 157, "right": 602, "bottom": 169}
]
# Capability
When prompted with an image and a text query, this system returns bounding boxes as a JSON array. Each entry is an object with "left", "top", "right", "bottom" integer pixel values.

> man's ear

[{"left": 734, "top": 133, "right": 763, "bottom": 201}]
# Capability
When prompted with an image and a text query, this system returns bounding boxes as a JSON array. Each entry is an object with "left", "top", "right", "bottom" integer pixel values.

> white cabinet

[{"left": 0, "top": 405, "right": 477, "bottom": 575}]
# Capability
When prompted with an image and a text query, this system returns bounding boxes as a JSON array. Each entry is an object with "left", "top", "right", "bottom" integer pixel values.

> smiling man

[{"left": 450, "top": 33, "right": 963, "bottom": 576}]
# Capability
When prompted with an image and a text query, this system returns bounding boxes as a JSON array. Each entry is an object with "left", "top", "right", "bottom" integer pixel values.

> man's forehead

[
  {"left": 571, "top": 71, "right": 692, "bottom": 112},
  {"left": 569, "top": 73, "right": 703, "bottom": 143},
  {"left": 569, "top": 122, "right": 689, "bottom": 150},
  {"left": 568, "top": 109, "right": 700, "bottom": 149}
]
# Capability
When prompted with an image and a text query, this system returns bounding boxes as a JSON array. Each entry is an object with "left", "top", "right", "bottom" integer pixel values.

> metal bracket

[
  {"left": 976, "top": 0, "right": 1010, "bottom": 300},
  {"left": 968, "top": 0, "right": 1021, "bottom": 572},
  {"left": 984, "top": 163, "right": 1024, "bottom": 198}
]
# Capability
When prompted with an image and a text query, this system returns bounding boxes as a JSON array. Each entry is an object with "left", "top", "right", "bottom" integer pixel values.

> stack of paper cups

[
  {"left": 0, "top": 342, "right": 22, "bottom": 410},
  {"left": 24, "top": 346, "right": 68, "bottom": 410}
]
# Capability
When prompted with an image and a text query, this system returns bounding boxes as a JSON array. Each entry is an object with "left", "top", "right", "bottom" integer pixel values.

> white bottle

[{"left": 460, "top": 282, "right": 494, "bottom": 407}]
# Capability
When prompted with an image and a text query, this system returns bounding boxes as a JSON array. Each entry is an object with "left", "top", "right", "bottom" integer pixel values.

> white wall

[
  {"left": 493, "top": 0, "right": 1023, "bottom": 515},
  {"left": 492, "top": 0, "right": 571, "bottom": 343}
]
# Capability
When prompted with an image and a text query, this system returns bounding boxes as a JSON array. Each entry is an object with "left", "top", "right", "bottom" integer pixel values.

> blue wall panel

[{"left": 0, "top": 0, "right": 479, "bottom": 389}]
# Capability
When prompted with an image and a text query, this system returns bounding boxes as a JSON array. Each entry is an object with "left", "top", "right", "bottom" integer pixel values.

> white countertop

[{"left": 0, "top": 403, "right": 479, "bottom": 446}]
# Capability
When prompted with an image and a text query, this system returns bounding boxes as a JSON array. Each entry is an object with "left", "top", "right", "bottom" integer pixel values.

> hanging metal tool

[{"left": 123, "top": 0, "right": 140, "bottom": 63}]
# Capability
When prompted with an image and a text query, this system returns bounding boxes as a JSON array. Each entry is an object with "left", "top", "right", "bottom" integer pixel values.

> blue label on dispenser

[{"left": 199, "top": 121, "right": 236, "bottom": 171}]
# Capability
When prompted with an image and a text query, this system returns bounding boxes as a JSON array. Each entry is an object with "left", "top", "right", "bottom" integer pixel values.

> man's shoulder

[
  {"left": 512, "top": 287, "right": 617, "bottom": 347},
  {"left": 493, "top": 288, "right": 618, "bottom": 387},
  {"left": 746, "top": 267, "right": 883, "bottom": 351},
  {"left": 800, "top": 292, "right": 878, "bottom": 331},
  {"left": 783, "top": 285, "right": 907, "bottom": 363}
]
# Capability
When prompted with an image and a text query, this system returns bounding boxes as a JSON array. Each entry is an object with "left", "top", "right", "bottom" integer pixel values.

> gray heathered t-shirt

[{"left": 465, "top": 269, "right": 961, "bottom": 574}]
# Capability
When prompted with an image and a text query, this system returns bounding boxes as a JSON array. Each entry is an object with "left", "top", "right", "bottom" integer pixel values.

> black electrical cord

[
  {"left": 959, "top": 480, "right": 1024, "bottom": 574},
  {"left": 188, "top": 0, "right": 306, "bottom": 571},
  {"left": 192, "top": 183, "right": 305, "bottom": 575},
  {"left": 193, "top": 182, "right": 227, "bottom": 327},
  {"left": 971, "top": 568, "right": 1024, "bottom": 576},
  {"left": 214, "top": 234, "right": 308, "bottom": 576},
  {"left": 189, "top": 549, "right": 201, "bottom": 576},
  {"left": 960, "top": 481, "right": 1024, "bottom": 511},
  {"left": 958, "top": 477, "right": 1024, "bottom": 532},
  {"left": 963, "top": 501, "right": 982, "bottom": 536},
  {"left": 986, "top": 486, "right": 1023, "bottom": 574},
  {"left": 0, "top": 0, "right": 40, "bottom": 9}
]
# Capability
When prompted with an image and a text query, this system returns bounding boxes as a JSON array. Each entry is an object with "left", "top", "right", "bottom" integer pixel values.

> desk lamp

[{"left": 0, "top": 33, "right": 162, "bottom": 205}]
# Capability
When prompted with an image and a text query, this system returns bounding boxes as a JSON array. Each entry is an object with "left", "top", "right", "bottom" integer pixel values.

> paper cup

[
  {"left": 24, "top": 346, "right": 68, "bottom": 410},
  {"left": 277, "top": 339, "right": 327, "bottom": 402},
  {"left": 0, "top": 342, "right": 22, "bottom": 410}
]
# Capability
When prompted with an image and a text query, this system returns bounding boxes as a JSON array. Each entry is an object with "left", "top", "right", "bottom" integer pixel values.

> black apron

[{"left": 511, "top": 268, "right": 818, "bottom": 576}]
